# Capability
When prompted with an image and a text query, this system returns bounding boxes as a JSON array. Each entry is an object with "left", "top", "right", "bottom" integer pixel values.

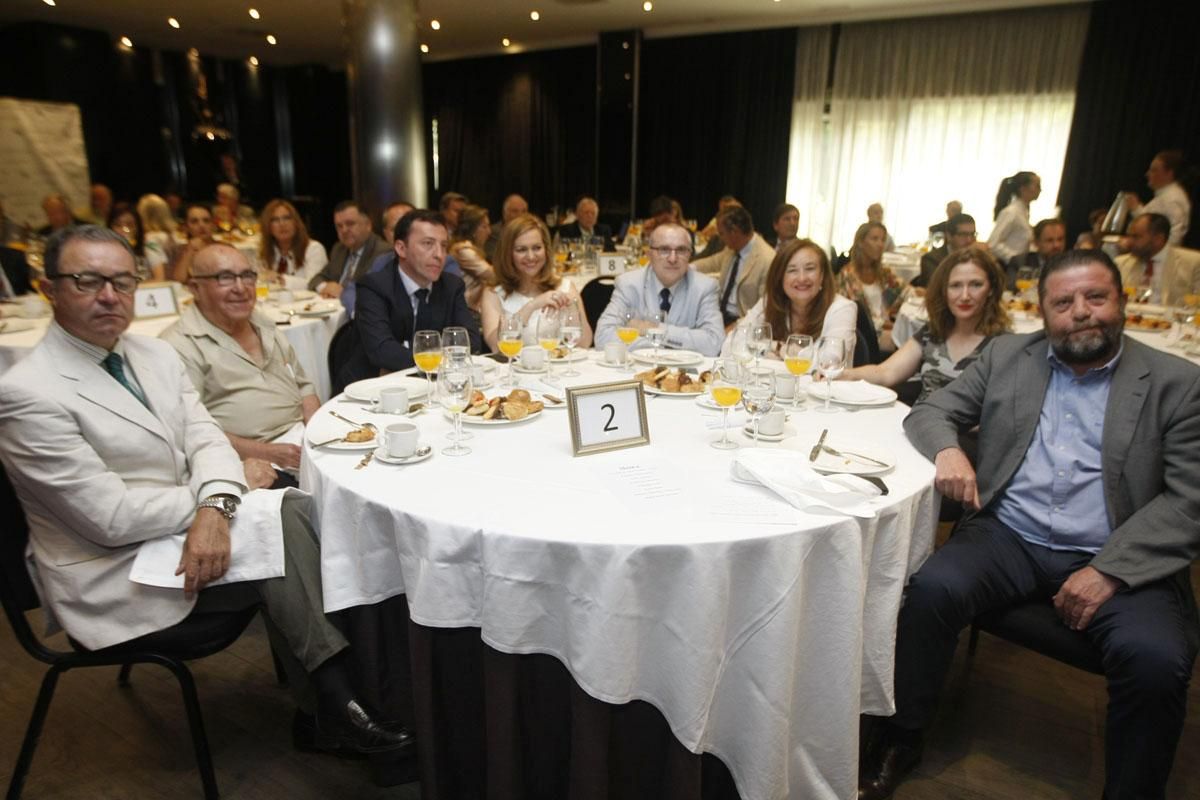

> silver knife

[{"left": 809, "top": 428, "right": 829, "bottom": 462}]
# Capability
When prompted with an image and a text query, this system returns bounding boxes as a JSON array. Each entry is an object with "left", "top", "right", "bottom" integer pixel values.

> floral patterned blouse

[{"left": 836, "top": 263, "right": 904, "bottom": 330}]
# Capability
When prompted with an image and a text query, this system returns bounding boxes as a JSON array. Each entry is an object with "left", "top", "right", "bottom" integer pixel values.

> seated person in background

[
  {"left": 557, "top": 196, "right": 614, "bottom": 250},
  {"left": 721, "top": 238, "right": 856, "bottom": 357},
  {"left": 916, "top": 213, "right": 981, "bottom": 288},
  {"left": 137, "top": 193, "right": 180, "bottom": 271},
  {"left": 866, "top": 203, "right": 897, "bottom": 252},
  {"left": 772, "top": 203, "right": 800, "bottom": 249},
  {"left": 0, "top": 244, "right": 30, "bottom": 300},
  {"left": 259, "top": 198, "right": 328, "bottom": 291},
  {"left": 161, "top": 243, "right": 320, "bottom": 487},
  {"left": 349, "top": 209, "right": 480, "bottom": 380},
  {"left": 695, "top": 195, "right": 741, "bottom": 259},
  {"left": 447, "top": 204, "right": 495, "bottom": 315},
  {"left": 108, "top": 202, "right": 165, "bottom": 282},
  {"left": 307, "top": 200, "right": 390, "bottom": 304},
  {"left": 485, "top": 193, "right": 528, "bottom": 262},
  {"left": 927, "top": 199, "right": 963, "bottom": 242},
  {"left": 1006, "top": 218, "right": 1066, "bottom": 290},
  {"left": 212, "top": 182, "right": 254, "bottom": 230},
  {"left": 862, "top": 249, "right": 1200, "bottom": 800},
  {"left": 78, "top": 183, "right": 113, "bottom": 225},
  {"left": 0, "top": 200, "right": 23, "bottom": 244},
  {"left": 1115, "top": 212, "right": 1200, "bottom": 305},
  {"left": 693, "top": 205, "right": 776, "bottom": 327},
  {"left": 836, "top": 221, "right": 904, "bottom": 343},
  {"left": 481, "top": 213, "right": 592, "bottom": 351},
  {"left": 171, "top": 203, "right": 217, "bottom": 283},
  {"left": 840, "top": 246, "right": 1010, "bottom": 402},
  {"left": 343, "top": 201, "right": 417, "bottom": 318},
  {"left": 37, "top": 193, "right": 82, "bottom": 236},
  {"left": 0, "top": 226, "right": 412, "bottom": 758},
  {"left": 439, "top": 191, "right": 468, "bottom": 231},
  {"left": 595, "top": 222, "right": 723, "bottom": 356}
]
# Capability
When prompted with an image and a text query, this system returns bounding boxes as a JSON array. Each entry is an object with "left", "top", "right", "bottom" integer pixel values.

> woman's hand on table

[{"left": 534, "top": 289, "right": 574, "bottom": 312}]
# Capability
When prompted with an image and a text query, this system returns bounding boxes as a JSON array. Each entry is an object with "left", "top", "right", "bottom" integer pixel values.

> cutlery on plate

[
  {"left": 355, "top": 451, "right": 374, "bottom": 470},
  {"left": 311, "top": 436, "right": 348, "bottom": 447},
  {"left": 329, "top": 410, "right": 370, "bottom": 429},
  {"left": 820, "top": 443, "right": 889, "bottom": 467},
  {"left": 541, "top": 393, "right": 564, "bottom": 405},
  {"left": 406, "top": 402, "right": 426, "bottom": 416},
  {"left": 809, "top": 429, "right": 829, "bottom": 462}
]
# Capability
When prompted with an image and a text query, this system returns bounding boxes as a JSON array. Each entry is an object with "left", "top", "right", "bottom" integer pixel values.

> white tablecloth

[
  {"left": 0, "top": 301, "right": 344, "bottom": 400},
  {"left": 300, "top": 356, "right": 937, "bottom": 800}
]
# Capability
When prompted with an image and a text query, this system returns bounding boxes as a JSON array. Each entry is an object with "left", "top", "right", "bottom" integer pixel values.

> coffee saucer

[{"left": 372, "top": 445, "right": 433, "bottom": 465}]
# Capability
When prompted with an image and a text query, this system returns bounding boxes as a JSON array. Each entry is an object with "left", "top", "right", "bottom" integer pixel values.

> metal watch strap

[{"left": 198, "top": 494, "right": 238, "bottom": 520}]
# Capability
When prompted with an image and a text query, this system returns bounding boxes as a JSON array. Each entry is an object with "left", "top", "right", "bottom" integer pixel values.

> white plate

[
  {"left": 307, "top": 431, "right": 379, "bottom": 451},
  {"left": 644, "top": 384, "right": 706, "bottom": 397},
  {"left": 804, "top": 441, "right": 896, "bottom": 476},
  {"left": 629, "top": 348, "right": 704, "bottom": 367},
  {"left": 451, "top": 407, "right": 544, "bottom": 425},
  {"left": 741, "top": 423, "right": 796, "bottom": 443},
  {"left": 373, "top": 445, "right": 433, "bottom": 465},
  {"left": 290, "top": 289, "right": 317, "bottom": 301},
  {"left": 512, "top": 363, "right": 551, "bottom": 374},
  {"left": 549, "top": 349, "right": 589, "bottom": 363},
  {"left": 806, "top": 380, "right": 897, "bottom": 406},
  {"left": 293, "top": 301, "right": 341, "bottom": 317},
  {"left": 0, "top": 319, "right": 37, "bottom": 334},
  {"left": 694, "top": 393, "right": 729, "bottom": 410},
  {"left": 343, "top": 375, "right": 431, "bottom": 403},
  {"left": 593, "top": 357, "right": 631, "bottom": 369}
]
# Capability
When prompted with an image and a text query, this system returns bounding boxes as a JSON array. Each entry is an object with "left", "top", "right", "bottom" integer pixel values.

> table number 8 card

[{"left": 566, "top": 380, "right": 650, "bottom": 456}]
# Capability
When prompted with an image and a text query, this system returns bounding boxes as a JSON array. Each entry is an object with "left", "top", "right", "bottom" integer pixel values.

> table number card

[
  {"left": 597, "top": 254, "right": 626, "bottom": 277},
  {"left": 133, "top": 282, "right": 178, "bottom": 319},
  {"left": 566, "top": 380, "right": 650, "bottom": 456}
]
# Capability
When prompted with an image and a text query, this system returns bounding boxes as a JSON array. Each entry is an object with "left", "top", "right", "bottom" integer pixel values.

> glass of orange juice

[
  {"left": 616, "top": 311, "right": 640, "bottom": 370},
  {"left": 783, "top": 334, "right": 813, "bottom": 409},
  {"left": 497, "top": 312, "right": 524, "bottom": 388},
  {"left": 709, "top": 358, "right": 744, "bottom": 450},
  {"left": 413, "top": 330, "right": 443, "bottom": 395}
]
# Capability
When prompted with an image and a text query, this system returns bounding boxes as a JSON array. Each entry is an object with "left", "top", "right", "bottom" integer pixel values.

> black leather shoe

[
  {"left": 300, "top": 700, "right": 416, "bottom": 756},
  {"left": 858, "top": 738, "right": 922, "bottom": 800}
]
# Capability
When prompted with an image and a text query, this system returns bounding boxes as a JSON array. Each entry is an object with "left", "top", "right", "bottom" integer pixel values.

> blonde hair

[
  {"left": 137, "top": 194, "right": 176, "bottom": 235},
  {"left": 492, "top": 213, "right": 560, "bottom": 294}
]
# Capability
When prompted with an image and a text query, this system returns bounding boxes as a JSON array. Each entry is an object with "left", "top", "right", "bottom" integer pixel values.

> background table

[{"left": 301, "top": 356, "right": 938, "bottom": 800}]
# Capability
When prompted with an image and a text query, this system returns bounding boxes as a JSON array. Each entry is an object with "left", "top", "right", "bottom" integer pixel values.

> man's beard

[{"left": 1049, "top": 316, "right": 1124, "bottom": 364}]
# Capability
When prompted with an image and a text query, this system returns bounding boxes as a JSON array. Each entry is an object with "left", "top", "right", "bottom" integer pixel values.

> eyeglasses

[
  {"left": 191, "top": 270, "right": 259, "bottom": 287},
  {"left": 56, "top": 272, "right": 141, "bottom": 295},
  {"left": 649, "top": 246, "right": 692, "bottom": 258}
]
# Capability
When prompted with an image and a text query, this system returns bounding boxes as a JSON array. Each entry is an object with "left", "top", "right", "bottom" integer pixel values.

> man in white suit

[
  {"left": 594, "top": 222, "right": 724, "bottom": 356},
  {"left": 0, "top": 226, "right": 412, "bottom": 757},
  {"left": 691, "top": 205, "right": 776, "bottom": 327},
  {"left": 1115, "top": 213, "right": 1200, "bottom": 305}
]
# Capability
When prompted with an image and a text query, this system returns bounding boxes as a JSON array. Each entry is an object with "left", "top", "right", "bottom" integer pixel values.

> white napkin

[
  {"left": 731, "top": 449, "right": 881, "bottom": 518},
  {"left": 819, "top": 380, "right": 893, "bottom": 403},
  {"left": 128, "top": 487, "right": 300, "bottom": 589}
]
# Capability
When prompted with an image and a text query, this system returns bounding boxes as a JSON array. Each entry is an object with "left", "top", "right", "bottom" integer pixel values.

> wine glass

[
  {"left": 442, "top": 326, "right": 471, "bottom": 361},
  {"left": 616, "top": 310, "right": 640, "bottom": 369},
  {"left": 645, "top": 309, "right": 667, "bottom": 361},
  {"left": 742, "top": 370, "right": 776, "bottom": 447},
  {"left": 709, "top": 358, "right": 744, "bottom": 450},
  {"left": 729, "top": 323, "right": 754, "bottom": 369},
  {"left": 413, "top": 330, "right": 443, "bottom": 397},
  {"left": 537, "top": 306, "right": 562, "bottom": 387},
  {"left": 749, "top": 323, "right": 773, "bottom": 374},
  {"left": 437, "top": 362, "right": 473, "bottom": 456},
  {"left": 783, "top": 334, "right": 814, "bottom": 409},
  {"left": 815, "top": 336, "right": 847, "bottom": 414},
  {"left": 559, "top": 303, "right": 583, "bottom": 377},
  {"left": 497, "top": 312, "right": 524, "bottom": 389}
]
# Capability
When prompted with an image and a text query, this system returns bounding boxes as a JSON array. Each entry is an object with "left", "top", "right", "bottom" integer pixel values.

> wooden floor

[{"left": 1, "top": 575, "right": 1197, "bottom": 799}]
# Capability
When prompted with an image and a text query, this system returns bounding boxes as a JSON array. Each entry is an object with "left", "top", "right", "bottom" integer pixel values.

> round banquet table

[{"left": 301, "top": 355, "right": 938, "bottom": 800}]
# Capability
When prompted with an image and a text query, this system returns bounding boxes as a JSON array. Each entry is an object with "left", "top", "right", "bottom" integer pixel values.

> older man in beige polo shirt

[{"left": 162, "top": 243, "right": 319, "bottom": 482}]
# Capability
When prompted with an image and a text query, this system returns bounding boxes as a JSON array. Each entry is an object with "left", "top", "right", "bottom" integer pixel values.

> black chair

[
  {"left": 580, "top": 276, "right": 615, "bottom": 333},
  {"left": 852, "top": 301, "right": 881, "bottom": 367},
  {"left": 0, "top": 464, "right": 259, "bottom": 799},
  {"left": 968, "top": 600, "right": 1104, "bottom": 674},
  {"left": 327, "top": 319, "right": 363, "bottom": 397}
]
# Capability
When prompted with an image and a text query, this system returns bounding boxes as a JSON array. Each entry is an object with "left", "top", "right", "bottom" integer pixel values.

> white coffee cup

[
  {"left": 603, "top": 341, "right": 627, "bottom": 365},
  {"left": 385, "top": 422, "right": 418, "bottom": 458},
  {"left": 774, "top": 372, "right": 795, "bottom": 399},
  {"left": 376, "top": 387, "right": 409, "bottom": 414},
  {"left": 758, "top": 408, "right": 786, "bottom": 436},
  {"left": 520, "top": 347, "right": 546, "bottom": 370},
  {"left": 470, "top": 363, "right": 487, "bottom": 386}
]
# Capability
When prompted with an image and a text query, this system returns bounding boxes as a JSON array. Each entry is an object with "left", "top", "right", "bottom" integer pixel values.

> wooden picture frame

[{"left": 566, "top": 380, "right": 650, "bottom": 456}]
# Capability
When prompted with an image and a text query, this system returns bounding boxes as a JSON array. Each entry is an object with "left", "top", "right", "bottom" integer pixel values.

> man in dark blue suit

[
  {"left": 336, "top": 210, "right": 481, "bottom": 389},
  {"left": 557, "top": 196, "right": 614, "bottom": 251}
]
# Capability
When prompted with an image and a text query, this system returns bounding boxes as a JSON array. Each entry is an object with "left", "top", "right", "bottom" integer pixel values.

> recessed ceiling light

[
  {"left": 168, "top": 17, "right": 181, "bottom": 29},
  {"left": 119, "top": 36, "right": 133, "bottom": 48},
  {"left": 502, "top": 37, "right": 511, "bottom": 47},
  {"left": 530, "top": 11, "right": 540, "bottom": 22},
  {"left": 248, "top": 56, "right": 259, "bottom": 66},
  {"left": 206, "top": 131, "right": 215, "bottom": 141},
  {"left": 643, "top": 1, "right": 653, "bottom": 10},
  {"left": 420, "top": 43, "right": 430, "bottom": 53},
  {"left": 266, "top": 34, "right": 277, "bottom": 45},
  {"left": 249, "top": 8, "right": 260, "bottom": 20},
  {"left": 42, "top": 0, "right": 56, "bottom": 7},
  {"left": 430, "top": 20, "right": 441, "bottom": 31}
]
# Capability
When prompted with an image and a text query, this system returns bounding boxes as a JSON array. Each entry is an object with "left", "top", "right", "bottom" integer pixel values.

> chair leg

[
  {"left": 967, "top": 624, "right": 981, "bottom": 657},
  {"left": 270, "top": 644, "right": 289, "bottom": 687},
  {"left": 163, "top": 661, "right": 220, "bottom": 800},
  {"left": 7, "top": 666, "right": 63, "bottom": 800},
  {"left": 117, "top": 663, "right": 133, "bottom": 687}
]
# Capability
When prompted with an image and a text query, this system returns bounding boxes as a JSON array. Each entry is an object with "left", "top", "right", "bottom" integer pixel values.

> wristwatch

[{"left": 197, "top": 494, "right": 240, "bottom": 521}]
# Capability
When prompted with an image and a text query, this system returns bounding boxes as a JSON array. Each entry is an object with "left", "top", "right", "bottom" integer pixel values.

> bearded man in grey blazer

[{"left": 860, "top": 249, "right": 1200, "bottom": 800}]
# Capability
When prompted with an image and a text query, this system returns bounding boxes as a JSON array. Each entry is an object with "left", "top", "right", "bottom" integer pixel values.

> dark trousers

[{"left": 892, "top": 514, "right": 1197, "bottom": 800}]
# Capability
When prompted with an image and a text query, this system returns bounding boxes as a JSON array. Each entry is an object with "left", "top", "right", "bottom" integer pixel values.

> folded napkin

[
  {"left": 817, "top": 380, "right": 893, "bottom": 403},
  {"left": 732, "top": 448, "right": 881, "bottom": 518}
]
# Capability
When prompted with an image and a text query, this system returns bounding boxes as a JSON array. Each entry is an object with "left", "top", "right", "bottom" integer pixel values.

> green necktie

[{"left": 101, "top": 352, "right": 149, "bottom": 409}]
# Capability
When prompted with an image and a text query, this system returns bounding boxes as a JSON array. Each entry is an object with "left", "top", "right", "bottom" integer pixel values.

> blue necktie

[
  {"left": 659, "top": 287, "right": 671, "bottom": 314},
  {"left": 101, "top": 352, "right": 149, "bottom": 408}
]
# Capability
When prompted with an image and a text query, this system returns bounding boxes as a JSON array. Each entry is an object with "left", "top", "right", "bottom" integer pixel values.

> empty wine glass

[
  {"left": 537, "top": 306, "right": 561, "bottom": 386},
  {"left": 709, "top": 358, "right": 744, "bottom": 450},
  {"left": 560, "top": 303, "right": 583, "bottom": 377},
  {"left": 749, "top": 323, "right": 773, "bottom": 374},
  {"left": 742, "top": 371, "right": 776, "bottom": 447},
  {"left": 815, "top": 336, "right": 847, "bottom": 414},
  {"left": 442, "top": 326, "right": 471, "bottom": 361},
  {"left": 413, "top": 330, "right": 442, "bottom": 397},
  {"left": 437, "top": 361, "right": 473, "bottom": 457},
  {"left": 783, "top": 334, "right": 814, "bottom": 409},
  {"left": 729, "top": 323, "right": 754, "bottom": 369},
  {"left": 497, "top": 312, "right": 524, "bottom": 389},
  {"left": 646, "top": 309, "right": 667, "bottom": 361}
]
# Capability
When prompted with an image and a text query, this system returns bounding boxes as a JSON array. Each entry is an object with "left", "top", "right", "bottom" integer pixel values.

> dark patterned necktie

[
  {"left": 101, "top": 352, "right": 148, "bottom": 408},
  {"left": 659, "top": 287, "right": 671, "bottom": 314}
]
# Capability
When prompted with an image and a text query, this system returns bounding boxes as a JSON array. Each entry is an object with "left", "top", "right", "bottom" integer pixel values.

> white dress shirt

[
  {"left": 987, "top": 198, "right": 1033, "bottom": 263},
  {"left": 1135, "top": 182, "right": 1191, "bottom": 246}
]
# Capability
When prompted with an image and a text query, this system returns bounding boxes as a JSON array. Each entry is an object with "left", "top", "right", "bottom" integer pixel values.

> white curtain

[
  {"left": 786, "top": 5, "right": 1089, "bottom": 254},
  {"left": 783, "top": 25, "right": 834, "bottom": 246}
]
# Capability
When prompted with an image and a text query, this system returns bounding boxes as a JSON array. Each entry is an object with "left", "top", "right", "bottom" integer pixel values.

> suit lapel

[
  {"left": 1010, "top": 338, "right": 1052, "bottom": 464},
  {"left": 1101, "top": 339, "right": 1149, "bottom": 508}
]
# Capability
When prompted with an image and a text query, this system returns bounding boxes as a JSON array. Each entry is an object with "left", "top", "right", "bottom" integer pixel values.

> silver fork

[{"left": 820, "top": 444, "right": 889, "bottom": 467}]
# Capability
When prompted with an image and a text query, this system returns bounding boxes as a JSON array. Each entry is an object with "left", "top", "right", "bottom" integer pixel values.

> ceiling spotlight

[
  {"left": 119, "top": 36, "right": 133, "bottom": 48},
  {"left": 206, "top": 131, "right": 215, "bottom": 141},
  {"left": 643, "top": 1, "right": 653, "bottom": 10},
  {"left": 530, "top": 11, "right": 540, "bottom": 22},
  {"left": 430, "top": 20, "right": 441, "bottom": 31},
  {"left": 168, "top": 17, "right": 181, "bottom": 29},
  {"left": 420, "top": 43, "right": 430, "bottom": 53},
  {"left": 502, "top": 37, "right": 511, "bottom": 47},
  {"left": 42, "top": 0, "right": 56, "bottom": 6},
  {"left": 248, "top": 8, "right": 261, "bottom": 20},
  {"left": 266, "top": 34, "right": 277, "bottom": 45},
  {"left": 248, "top": 56, "right": 259, "bottom": 67}
]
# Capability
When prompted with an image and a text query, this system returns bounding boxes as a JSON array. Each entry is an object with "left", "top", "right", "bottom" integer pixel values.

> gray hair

[{"left": 43, "top": 225, "right": 133, "bottom": 278}]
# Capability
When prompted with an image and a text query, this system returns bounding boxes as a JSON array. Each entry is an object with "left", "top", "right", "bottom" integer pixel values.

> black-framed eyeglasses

[
  {"left": 191, "top": 270, "right": 259, "bottom": 287},
  {"left": 650, "top": 246, "right": 692, "bottom": 258},
  {"left": 56, "top": 272, "right": 141, "bottom": 295}
]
